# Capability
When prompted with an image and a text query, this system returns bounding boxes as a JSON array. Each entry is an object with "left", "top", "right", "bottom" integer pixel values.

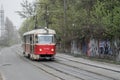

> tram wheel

[
  {"left": 50, "top": 57, "right": 55, "bottom": 61},
  {"left": 28, "top": 54, "right": 30, "bottom": 59},
  {"left": 30, "top": 54, "right": 36, "bottom": 61}
]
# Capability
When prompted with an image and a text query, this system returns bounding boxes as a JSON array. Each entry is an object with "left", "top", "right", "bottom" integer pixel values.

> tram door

[{"left": 30, "top": 35, "right": 34, "bottom": 54}]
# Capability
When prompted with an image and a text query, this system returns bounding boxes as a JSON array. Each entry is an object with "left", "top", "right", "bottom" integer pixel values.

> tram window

[
  {"left": 37, "top": 35, "right": 54, "bottom": 44},
  {"left": 30, "top": 36, "right": 32, "bottom": 41},
  {"left": 54, "top": 35, "right": 56, "bottom": 43},
  {"left": 25, "top": 35, "right": 30, "bottom": 43},
  {"left": 35, "top": 35, "right": 38, "bottom": 43},
  {"left": 23, "top": 36, "right": 26, "bottom": 43},
  {"left": 26, "top": 36, "right": 28, "bottom": 43}
]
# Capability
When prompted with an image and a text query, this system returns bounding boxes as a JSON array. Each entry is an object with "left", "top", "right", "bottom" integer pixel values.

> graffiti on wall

[
  {"left": 87, "top": 39, "right": 99, "bottom": 57},
  {"left": 99, "top": 40, "right": 112, "bottom": 55}
]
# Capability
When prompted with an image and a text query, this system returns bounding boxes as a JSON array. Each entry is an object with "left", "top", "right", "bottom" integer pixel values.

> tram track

[
  {"left": 13, "top": 47, "right": 84, "bottom": 80},
  {"left": 13, "top": 49, "right": 65, "bottom": 80},
  {"left": 14, "top": 47, "right": 119, "bottom": 80},
  {"left": 41, "top": 61, "right": 114, "bottom": 80},
  {"left": 40, "top": 62, "right": 86, "bottom": 80},
  {"left": 54, "top": 58, "right": 118, "bottom": 80},
  {"left": 55, "top": 56, "right": 120, "bottom": 80},
  {"left": 56, "top": 55, "right": 120, "bottom": 73}
]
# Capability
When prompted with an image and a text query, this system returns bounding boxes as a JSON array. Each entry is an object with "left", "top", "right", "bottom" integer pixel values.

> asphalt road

[
  {"left": 0, "top": 47, "right": 60, "bottom": 80},
  {"left": 0, "top": 45, "right": 120, "bottom": 80}
]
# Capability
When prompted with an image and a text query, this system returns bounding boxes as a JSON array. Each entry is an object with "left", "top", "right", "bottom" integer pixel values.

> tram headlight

[
  {"left": 51, "top": 49, "right": 54, "bottom": 51},
  {"left": 39, "top": 49, "right": 42, "bottom": 51}
]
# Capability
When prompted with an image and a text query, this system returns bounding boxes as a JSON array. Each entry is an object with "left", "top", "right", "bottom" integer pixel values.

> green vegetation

[{"left": 18, "top": 0, "right": 120, "bottom": 49}]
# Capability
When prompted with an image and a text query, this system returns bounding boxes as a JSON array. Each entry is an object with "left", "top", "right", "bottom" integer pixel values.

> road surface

[{"left": 0, "top": 45, "right": 120, "bottom": 80}]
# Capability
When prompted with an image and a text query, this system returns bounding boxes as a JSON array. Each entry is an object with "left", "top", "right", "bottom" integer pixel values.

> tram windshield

[{"left": 37, "top": 35, "right": 54, "bottom": 44}]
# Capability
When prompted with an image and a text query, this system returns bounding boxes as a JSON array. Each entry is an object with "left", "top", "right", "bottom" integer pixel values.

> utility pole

[
  {"left": 63, "top": 0, "right": 67, "bottom": 28},
  {"left": 63, "top": 0, "right": 67, "bottom": 52},
  {"left": 33, "top": 2, "right": 38, "bottom": 29},
  {"left": 111, "top": 0, "right": 114, "bottom": 24},
  {"left": 45, "top": 5, "right": 49, "bottom": 28},
  {"left": 34, "top": 2, "right": 48, "bottom": 29}
]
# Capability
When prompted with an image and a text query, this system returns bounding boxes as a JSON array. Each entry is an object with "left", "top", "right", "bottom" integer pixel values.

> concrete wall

[{"left": 70, "top": 38, "right": 120, "bottom": 61}]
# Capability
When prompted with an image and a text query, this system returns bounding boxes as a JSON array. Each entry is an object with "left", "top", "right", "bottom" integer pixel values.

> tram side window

[
  {"left": 26, "top": 36, "right": 28, "bottom": 43},
  {"left": 35, "top": 35, "right": 38, "bottom": 43},
  {"left": 23, "top": 36, "right": 26, "bottom": 43},
  {"left": 25, "top": 35, "right": 30, "bottom": 43},
  {"left": 54, "top": 34, "right": 56, "bottom": 43},
  {"left": 30, "top": 36, "right": 32, "bottom": 41}
]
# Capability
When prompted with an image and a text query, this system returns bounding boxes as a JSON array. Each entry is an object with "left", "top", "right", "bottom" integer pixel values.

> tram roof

[{"left": 23, "top": 28, "right": 56, "bottom": 36}]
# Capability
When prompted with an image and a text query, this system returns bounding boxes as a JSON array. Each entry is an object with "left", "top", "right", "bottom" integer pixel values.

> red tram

[{"left": 22, "top": 27, "right": 56, "bottom": 60}]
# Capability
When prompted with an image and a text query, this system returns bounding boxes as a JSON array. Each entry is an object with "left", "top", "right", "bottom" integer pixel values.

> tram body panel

[{"left": 34, "top": 44, "right": 56, "bottom": 55}]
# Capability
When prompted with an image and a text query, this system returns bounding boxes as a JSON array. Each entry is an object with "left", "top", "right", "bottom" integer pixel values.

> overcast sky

[{"left": 0, "top": 0, "right": 34, "bottom": 29}]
